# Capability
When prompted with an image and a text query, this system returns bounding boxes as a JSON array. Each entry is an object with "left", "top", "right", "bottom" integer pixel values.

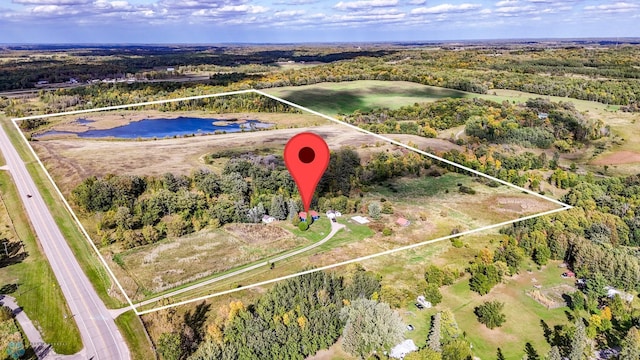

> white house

[
  {"left": 262, "top": 215, "right": 276, "bottom": 224},
  {"left": 389, "top": 339, "right": 418, "bottom": 359}
]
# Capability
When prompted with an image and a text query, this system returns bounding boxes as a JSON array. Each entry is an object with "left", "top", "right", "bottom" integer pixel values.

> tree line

[{"left": 71, "top": 148, "right": 433, "bottom": 249}]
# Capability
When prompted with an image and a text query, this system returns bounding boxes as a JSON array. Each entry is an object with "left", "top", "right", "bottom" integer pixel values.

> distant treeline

[{"left": 2, "top": 46, "right": 640, "bottom": 109}]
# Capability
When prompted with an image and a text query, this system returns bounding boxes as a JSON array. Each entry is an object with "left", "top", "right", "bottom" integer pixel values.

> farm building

[
  {"left": 351, "top": 216, "right": 370, "bottom": 224},
  {"left": 326, "top": 210, "right": 343, "bottom": 219},
  {"left": 262, "top": 215, "right": 276, "bottom": 224},
  {"left": 299, "top": 212, "right": 308, "bottom": 222},
  {"left": 417, "top": 295, "right": 432, "bottom": 309},
  {"left": 605, "top": 286, "right": 634, "bottom": 302},
  {"left": 389, "top": 339, "right": 418, "bottom": 359},
  {"left": 309, "top": 210, "right": 320, "bottom": 220},
  {"left": 396, "top": 218, "right": 410, "bottom": 227}
]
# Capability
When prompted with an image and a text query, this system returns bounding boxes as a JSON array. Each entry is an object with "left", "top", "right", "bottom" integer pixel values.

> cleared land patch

[{"left": 117, "top": 224, "right": 305, "bottom": 294}]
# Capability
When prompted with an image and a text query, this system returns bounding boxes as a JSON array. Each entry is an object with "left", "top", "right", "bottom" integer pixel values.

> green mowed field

[
  {"left": 440, "top": 262, "right": 573, "bottom": 359},
  {"left": 264, "top": 80, "right": 469, "bottom": 115},
  {"left": 265, "top": 79, "right": 620, "bottom": 116}
]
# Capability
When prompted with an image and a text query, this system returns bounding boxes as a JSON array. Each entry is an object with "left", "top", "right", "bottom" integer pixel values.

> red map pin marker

[{"left": 284, "top": 132, "right": 330, "bottom": 212}]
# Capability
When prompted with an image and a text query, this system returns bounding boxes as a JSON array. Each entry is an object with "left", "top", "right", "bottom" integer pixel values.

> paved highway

[{"left": 0, "top": 123, "right": 130, "bottom": 359}]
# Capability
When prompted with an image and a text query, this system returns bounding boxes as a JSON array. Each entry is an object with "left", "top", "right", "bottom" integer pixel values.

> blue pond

[{"left": 38, "top": 117, "right": 272, "bottom": 139}]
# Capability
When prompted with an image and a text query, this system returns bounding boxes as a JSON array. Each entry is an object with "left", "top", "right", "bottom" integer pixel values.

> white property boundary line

[{"left": 12, "top": 88, "right": 572, "bottom": 316}]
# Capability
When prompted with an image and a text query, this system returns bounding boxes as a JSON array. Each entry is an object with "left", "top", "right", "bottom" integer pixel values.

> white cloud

[
  {"left": 495, "top": 0, "right": 518, "bottom": 6},
  {"left": 218, "top": 4, "right": 268, "bottom": 13},
  {"left": 273, "top": 0, "right": 318, "bottom": 4},
  {"left": 584, "top": 2, "right": 639, "bottom": 13},
  {"left": 334, "top": 0, "right": 398, "bottom": 11},
  {"left": 274, "top": 9, "right": 306, "bottom": 16},
  {"left": 411, "top": 3, "right": 480, "bottom": 14},
  {"left": 13, "top": 0, "right": 89, "bottom": 4},
  {"left": 408, "top": 0, "right": 425, "bottom": 4}
]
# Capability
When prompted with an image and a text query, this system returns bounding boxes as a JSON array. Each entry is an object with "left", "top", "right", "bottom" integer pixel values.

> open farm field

[
  {"left": 115, "top": 223, "right": 307, "bottom": 295},
  {"left": 264, "top": 80, "right": 470, "bottom": 115}
]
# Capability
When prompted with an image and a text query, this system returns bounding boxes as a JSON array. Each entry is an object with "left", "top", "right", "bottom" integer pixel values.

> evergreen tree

[
  {"left": 524, "top": 343, "right": 540, "bottom": 360},
  {"left": 547, "top": 346, "right": 561, "bottom": 360},
  {"left": 287, "top": 198, "right": 299, "bottom": 220},
  {"left": 474, "top": 301, "right": 506, "bottom": 329},
  {"left": 428, "top": 312, "right": 442, "bottom": 351},
  {"left": 368, "top": 202, "right": 381, "bottom": 219},
  {"left": 569, "top": 319, "right": 587, "bottom": 360},
  {"left": 620, "top": 327, "right": 640, "bottom": 360},
  {"left": 269, "top": 195, "right": 287, "bottom": 220}
]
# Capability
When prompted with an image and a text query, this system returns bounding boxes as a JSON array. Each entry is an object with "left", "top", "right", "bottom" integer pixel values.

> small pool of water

[{"left": 36, "top": 117, "right": 272, "bottom": 139}]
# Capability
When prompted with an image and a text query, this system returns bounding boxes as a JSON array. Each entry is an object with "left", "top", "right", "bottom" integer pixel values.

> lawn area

[
  {"left": 437, "top": 262, "right": 574, "bottom": 359},
  {"left": 279, "top": 216, "right": 333, "bottom": 242},
  {"left": 0, "top": 171, "right": 82, "bottom": 354},
  {"left": 2, "top": 119, "right": 152, "bottom": 352},
  {"left": 115, "top": 310, "right": 156, "bottom": 360},
  {"left": 264, "top": 80, "right": 469, "bottom": 115},
  {"left": 1, "top": 120, "right": 122, "bottom": 308}
]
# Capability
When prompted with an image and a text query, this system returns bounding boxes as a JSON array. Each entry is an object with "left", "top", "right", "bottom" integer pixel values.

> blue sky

[{"left": 1, "top": 0, "right": 638, "bottom": 43}]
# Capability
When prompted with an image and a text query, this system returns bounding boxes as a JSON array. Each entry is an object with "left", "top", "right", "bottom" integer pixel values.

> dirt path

[{"left": 134, "top": 220, "right": 346, "bottom": 309}]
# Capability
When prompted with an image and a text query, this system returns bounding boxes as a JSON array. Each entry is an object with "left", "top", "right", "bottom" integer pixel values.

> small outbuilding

[
  {"left": 326, "top": 210, "right": 342, "bottom": 219},
  {"left": 351, "top": 216, "right": 370, "bottom": 224},
  {"left": 309, "top": 210, "right": 320, "bottom": 220},
  {"left": 299, "top": 212, "right": 308, "bottom": 222},
  {"left": 605, "top": 286, "right": 634, "bottom": 302},
  {"left": 262, "top": 215, "right": 276, "bottom": 224},
  {"left": 417, "top": 295, "right": 432, "bottom": 309}
]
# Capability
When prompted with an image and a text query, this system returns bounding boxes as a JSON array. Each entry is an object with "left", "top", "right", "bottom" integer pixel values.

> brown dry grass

[
  {"left": 117, "top": 224, "right": 306, "bottom": 297},
  {"left": 37, "top": 110, "right": 325, "bottom": 133},
  {"left": 591, "top": 150, "right": 640, "bottom": 165},
  {"left": 32, "top": 122, "right": 465, "bottom": 194},
  {"left": 225, "top": 223, "right": 290, "bottom": 244}
]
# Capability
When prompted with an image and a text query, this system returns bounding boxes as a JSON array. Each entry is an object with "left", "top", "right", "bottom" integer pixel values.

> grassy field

[
  {"left": 1, "top": 119, "right": 153, "bottom": 353},
  {"left": 390, "top": 260, "right": 574, "bottom": 359},
  {"left": 115, "top": 310, "right": 157, "bottom": 360},
  {"left": 0, "top": 171, "right": 82, "bottom": 354},
  {"left": 264, "top": 80, "right": 469, "bottom": 115},
  {"left": 134, "top": 173, "right": 559, "bottom": 311},
  {"left": 117, "top": 223, "right": 309, "bottom": 296}
]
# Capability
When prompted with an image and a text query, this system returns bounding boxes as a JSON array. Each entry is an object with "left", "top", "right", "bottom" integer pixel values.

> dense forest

[{"left": 149, "top": 266, "right": 406, "bottom": 360}]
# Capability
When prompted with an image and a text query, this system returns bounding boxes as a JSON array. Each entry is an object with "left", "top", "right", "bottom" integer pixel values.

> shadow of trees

[{"left": 0, "top": 239, "right": 27, "bottom": 268}]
